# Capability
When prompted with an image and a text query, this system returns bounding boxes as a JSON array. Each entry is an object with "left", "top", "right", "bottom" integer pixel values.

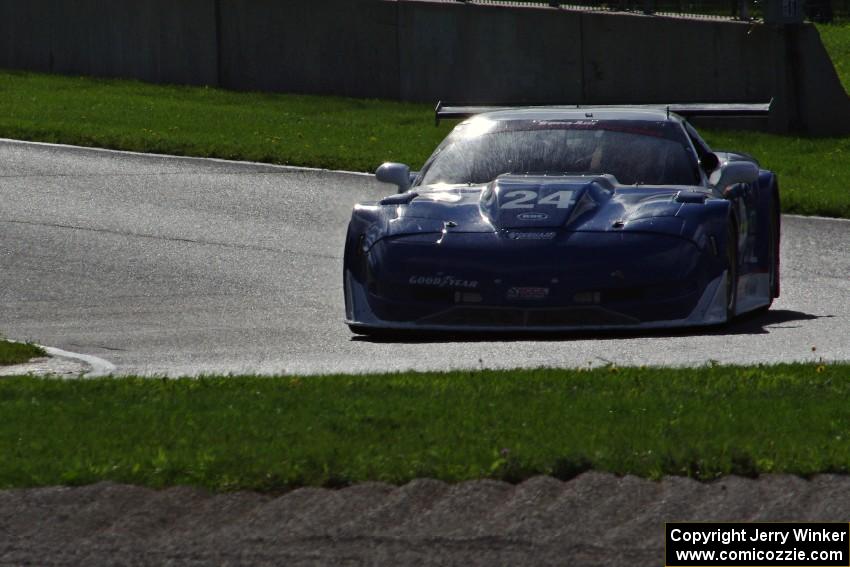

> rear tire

[
  {"left": 755, "top": 190, "right": 780, "bottom": 313},
  {"left": 725, "top": 220, "right": 739, "bottom": 321},
  {"left": 768, "top": 195, "right": 780, "bottom": 300}
]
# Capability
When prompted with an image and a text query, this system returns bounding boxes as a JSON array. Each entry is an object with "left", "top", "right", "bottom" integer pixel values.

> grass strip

[
  {"left": 699, "top": 128, "right": 850, "bottom": 217},
  {"left": 817, "top": 22, "right": 850, "bottom": 92},
  {"left": 0, "top": 339, "right": 45, "bottom": 366},
  {"left": 0, "top": 70, "right": 453, "bottom": 173},
  {"left": 1, "top": 362, "right": 848, "bottom": 491},
  {"left": 1, "top": 66, "right": 849, "bottom": 218}
]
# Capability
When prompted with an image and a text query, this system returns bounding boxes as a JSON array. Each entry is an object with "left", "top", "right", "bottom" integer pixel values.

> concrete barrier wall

[
  {"left": 573, "top": 10, "right": 793, "bottom": 133},
  {"left": 0, "top": 0, "right": 217, "bottom": 85},
  {"left": 0, "top": 0, "right": 53, "bottom": 73},
  {"left": 397, "top": 2, "right": 583, "bottom": 103},
  {"left": 0, "top": 0, "right": 848, "bottom": 134},
  {"left": 577, "top": 13, "right": 777, "bottom": 104},
  {"left": 219, "top": 0, "right": 399, "bottom": 98}
]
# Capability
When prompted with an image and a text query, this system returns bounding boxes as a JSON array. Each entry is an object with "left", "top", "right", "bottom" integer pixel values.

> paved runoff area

[{"left": 1, "top": 139, "right": 848, "bottom": 376}]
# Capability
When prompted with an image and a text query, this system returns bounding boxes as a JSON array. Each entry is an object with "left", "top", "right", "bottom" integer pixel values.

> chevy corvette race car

[{"left": 344, "top": 103, "right": 780, "bottom": 334}]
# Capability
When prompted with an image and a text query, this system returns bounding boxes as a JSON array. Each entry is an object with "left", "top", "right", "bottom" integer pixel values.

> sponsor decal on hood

[
  {"left": 507, "top": 231, "right": 557, "bottom": 240},
  {"left": 517, "top": 212, "right": 550, "bottom": 221}
]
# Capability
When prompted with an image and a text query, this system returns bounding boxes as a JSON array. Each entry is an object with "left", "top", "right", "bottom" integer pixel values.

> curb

[
  {"left": 41, "top": 346, "right": 116, "bottom": 377},
  {"left": 2, "top": 341, "right": 116, "bottom": 378}
]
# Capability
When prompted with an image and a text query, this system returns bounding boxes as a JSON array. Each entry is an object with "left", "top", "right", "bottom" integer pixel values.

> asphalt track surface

[{"left": 1, "top": 140, "right": 848, "bottom": 376}]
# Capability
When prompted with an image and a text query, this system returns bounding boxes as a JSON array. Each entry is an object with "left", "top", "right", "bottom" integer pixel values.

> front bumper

[
  {"left": 345, "top": 270, "right": 729, "bottom": 332},
  {"left": 344, "top": 231, "right": 729, "bottom": 332}
]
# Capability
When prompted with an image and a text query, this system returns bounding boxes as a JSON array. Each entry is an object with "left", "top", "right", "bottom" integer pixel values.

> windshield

[{"left": 419, "top": 119, "right": 700, "bottom": 186}]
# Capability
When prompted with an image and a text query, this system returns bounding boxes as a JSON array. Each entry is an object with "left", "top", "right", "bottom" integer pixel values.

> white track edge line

[
  {"left": 783, "top": 213, "right": 850, "bottom": 222},
  {"left": 0, "top": 137, "right": 373, "bottom": 177},
  {"left": 3, "top": 139, "right": 849, "bottom": 222}
]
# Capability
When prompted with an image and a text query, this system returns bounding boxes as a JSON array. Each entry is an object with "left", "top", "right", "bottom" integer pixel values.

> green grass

[
  {"left": 1, "top": 68, "right": 849, "bottom": 217},
  {"left": 0, "top": 363, "right": 848, "bottom": 491},
  {"left": 0, "top": 70, "right": 452, "bottom": 172},
  {"left": 817, "top": 22, "right": 850, "bottom": 93},
  {"left": 0, "top": 339, "right": 45, "bottom": 366},
  {"left": 701, "top": 129, "right": 850, "bottom": 217}
]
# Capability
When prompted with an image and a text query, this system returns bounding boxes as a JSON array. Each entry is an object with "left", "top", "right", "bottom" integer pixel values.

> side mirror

[
  {"left": 376, "top": 162, "right": 411, "bottom": 193},
  {"left": 709, "top": 161, "right": 759, "bottom": 190}
]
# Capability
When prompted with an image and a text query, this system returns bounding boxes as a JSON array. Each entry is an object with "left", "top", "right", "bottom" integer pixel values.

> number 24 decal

[{"left": 502, "top": 190, "right": 576, "bottom": 209}]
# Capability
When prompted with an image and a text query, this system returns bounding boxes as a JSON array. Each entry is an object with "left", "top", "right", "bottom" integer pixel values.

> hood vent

[{"left": 480, "top": 174, "right": 614, "bottom": 230}]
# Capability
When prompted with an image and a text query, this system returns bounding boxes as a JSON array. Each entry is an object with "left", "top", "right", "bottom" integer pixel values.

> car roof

[{"left": 469, "top": 107, "right": 683, "bottom": 124}]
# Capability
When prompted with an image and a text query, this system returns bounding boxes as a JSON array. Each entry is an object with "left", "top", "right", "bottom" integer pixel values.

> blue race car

[{"left": 344, "top": 103, "right": 779, "bottom": 334}]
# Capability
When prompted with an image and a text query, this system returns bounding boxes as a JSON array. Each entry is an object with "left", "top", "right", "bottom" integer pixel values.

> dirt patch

[{"left": 1, "top": 473, "right": 848, "bottom": 566}]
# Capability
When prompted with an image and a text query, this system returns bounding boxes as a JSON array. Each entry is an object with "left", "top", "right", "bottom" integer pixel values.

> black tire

[
  {"left": 755, "top": 192, "right": 780, "bottom": 313},
  {"left": 725, "top": 220, "right": 739, "bottom": 321},
  {"left": 768, "top": 195, "right": 781, "bottom": 300}
]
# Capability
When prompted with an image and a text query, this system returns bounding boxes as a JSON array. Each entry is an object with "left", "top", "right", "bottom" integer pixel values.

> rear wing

[{"left": 434, "top": 100, "right": 772, "bottom": 125}]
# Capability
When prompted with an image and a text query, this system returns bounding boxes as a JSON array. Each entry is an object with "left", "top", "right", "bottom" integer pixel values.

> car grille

[{"left": 417, "top": 306, "right": 639, "bottom": 327}]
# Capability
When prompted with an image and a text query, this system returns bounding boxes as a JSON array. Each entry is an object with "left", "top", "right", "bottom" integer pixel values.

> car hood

[{"left": 381, "top": 174, "right": 708, "bottom": 237}]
